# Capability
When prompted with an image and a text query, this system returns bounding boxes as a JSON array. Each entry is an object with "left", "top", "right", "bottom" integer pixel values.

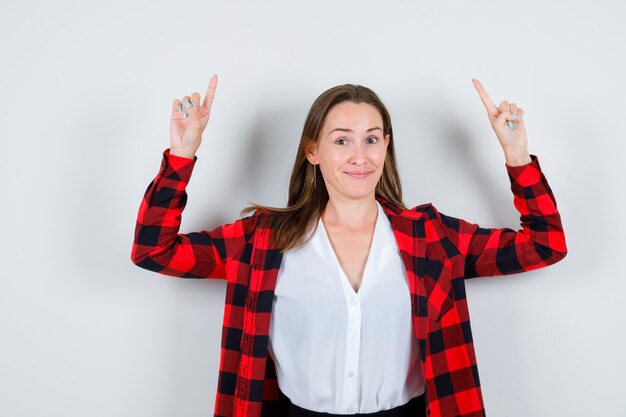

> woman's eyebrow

[{"left": 328, "top": 127, "right": 382, "bottom": 134}]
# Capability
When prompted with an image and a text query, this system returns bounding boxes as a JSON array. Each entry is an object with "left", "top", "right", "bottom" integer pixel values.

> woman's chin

[{"left": 340, "top": 187, "right": 377, "bottom": 201}]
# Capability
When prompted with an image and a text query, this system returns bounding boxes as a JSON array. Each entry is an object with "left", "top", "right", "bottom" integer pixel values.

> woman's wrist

[
  {"left": 169, "top": 147, "right": 196, "bottom": 160},
  {"left": 504, "top": 148, "right": 532, "bottom": 167}
]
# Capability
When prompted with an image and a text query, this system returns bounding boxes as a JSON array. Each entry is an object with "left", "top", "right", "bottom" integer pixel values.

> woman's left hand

[{"left": 472, "top": 79, "right": 531, "bottom": 166}]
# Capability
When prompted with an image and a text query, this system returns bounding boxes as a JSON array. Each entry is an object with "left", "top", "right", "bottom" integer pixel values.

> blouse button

[
  {"left": 347, "top": 372, "right": 354, "bottom": 377},
  {"left": 350, "top": 297, "right": 357, "bottom": 305}
]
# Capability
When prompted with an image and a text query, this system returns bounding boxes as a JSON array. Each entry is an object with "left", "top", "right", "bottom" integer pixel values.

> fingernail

[
  {"left": 507, "top": 121, "right": 518, "bottom": 129},
  {"left": 183, "top": 100, "right": 191, "bottom": 108},
  {"left": 192, "top": 102, "right": 197, "bottom": 108},
  {"left": 177, "top": 104, "right": 182, "bottom": 112},
  {"left": 513, "top": 114, "right": 519, "bottom": 120},
  {"left": 184, "top": 111, "right": 189, "bottom": 118}
]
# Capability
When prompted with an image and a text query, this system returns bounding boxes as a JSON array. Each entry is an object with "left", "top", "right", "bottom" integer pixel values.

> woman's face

[{"left": 306, "top": 101, "right": 390, "bottom": 203}]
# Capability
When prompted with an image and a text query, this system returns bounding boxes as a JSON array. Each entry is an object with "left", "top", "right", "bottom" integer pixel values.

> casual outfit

[
  {"left": 131, "top": 148, "right": 567, "bottom": 417},
  {"left": 271, "top": 201, "right": 424, "bottom": 414}
]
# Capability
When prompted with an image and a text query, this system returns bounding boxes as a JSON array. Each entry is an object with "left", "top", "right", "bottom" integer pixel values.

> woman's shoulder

[
  {"left": 212, "top": 210, "right": 263, "bottom": 240},
  {"left": 376, "top": 197, "right": 437, "bottom": 220}
]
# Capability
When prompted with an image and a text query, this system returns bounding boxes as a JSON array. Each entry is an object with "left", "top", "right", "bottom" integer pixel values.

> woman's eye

[{"left": 335, "top": 137, "right": 378, "bottom": 145}]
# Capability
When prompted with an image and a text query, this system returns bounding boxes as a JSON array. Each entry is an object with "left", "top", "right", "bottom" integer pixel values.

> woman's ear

[
  {"left": 384, "top": 134, "right": 390, "bottom": 147},
  {"left": 305, "top": 141, "right": 318, "bottom": 165}
]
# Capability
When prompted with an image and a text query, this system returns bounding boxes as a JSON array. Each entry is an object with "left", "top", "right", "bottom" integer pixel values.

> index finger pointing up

[
  {"left": 202, "top": 74, "right": 218, "bottom": 111},
  {"left": 472, "top": 78, "right": 499, "bottom": 118}
]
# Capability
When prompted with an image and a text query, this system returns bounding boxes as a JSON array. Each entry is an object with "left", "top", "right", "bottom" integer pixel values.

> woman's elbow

[
  {"left": 130, "top": 248, "right": 165, "bottom": 273},
  {"left": 538, "top": 243, "right": 568, "bottom": 267}
]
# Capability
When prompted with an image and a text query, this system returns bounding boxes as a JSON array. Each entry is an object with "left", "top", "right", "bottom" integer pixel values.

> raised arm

[
  {"left": 130, "top": 74, "right": 256, "bottom": 278},
  {"left": 130, "top": 149, "right": 257, "bottom": 278},
  {"left": 436, "top": 154, "right": 567, "bottom": 278},
  {"left": 434, "top": 79, "right": 567, "bottom": 278}
]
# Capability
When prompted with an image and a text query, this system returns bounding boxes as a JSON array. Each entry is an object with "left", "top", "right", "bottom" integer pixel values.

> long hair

[{"left": 240, "top": 84, "right": 406, "bottom": 252}]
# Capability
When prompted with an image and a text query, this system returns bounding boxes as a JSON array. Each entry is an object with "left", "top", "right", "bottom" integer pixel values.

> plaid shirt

[{"left": 131, "top": 149, "right": 567, "bottom": 417}]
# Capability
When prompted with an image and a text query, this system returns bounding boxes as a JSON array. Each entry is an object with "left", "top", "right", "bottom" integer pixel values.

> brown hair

[{"left": 240, "top": 84, "right": 406, "bottom": 252}]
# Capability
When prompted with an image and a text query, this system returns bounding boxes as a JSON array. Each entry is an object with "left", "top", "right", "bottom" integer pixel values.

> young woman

[{"left": 131, "top": 75, "right": 567, "bottom": 417}]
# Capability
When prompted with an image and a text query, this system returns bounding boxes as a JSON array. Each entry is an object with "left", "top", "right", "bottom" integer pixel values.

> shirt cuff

[
  {"left": 160, "top": 148, "right": 197, "bottom": 183},
  {"left": 505, "top": 154, "right": 545, "bottom": 188}
]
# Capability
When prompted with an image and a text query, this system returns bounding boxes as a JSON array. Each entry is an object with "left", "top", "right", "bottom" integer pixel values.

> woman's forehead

[{"left": 323, "top": 102, "right": 383, "bottom": 131}]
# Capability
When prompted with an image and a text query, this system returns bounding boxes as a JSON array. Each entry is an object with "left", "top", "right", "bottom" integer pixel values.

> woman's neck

[{"left": 322, "top": 196, "right": 378, "bottom": 231}]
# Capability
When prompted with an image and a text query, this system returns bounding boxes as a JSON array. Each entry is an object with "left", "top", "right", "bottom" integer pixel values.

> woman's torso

[{"left": 267, "top": 201, "right": 425, "bottom": 414}]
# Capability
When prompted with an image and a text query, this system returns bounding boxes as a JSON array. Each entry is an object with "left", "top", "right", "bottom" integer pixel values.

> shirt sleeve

[
  {"left": 436, "top": 154, "right": 568, "bottom": 278},
  {"left": 130, "top": 148, "right": 256, "bottom": 279}
]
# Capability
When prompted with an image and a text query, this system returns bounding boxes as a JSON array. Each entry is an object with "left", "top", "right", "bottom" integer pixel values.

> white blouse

[{"left": 268, "top": 201, "right": 425, "bottom": 414}]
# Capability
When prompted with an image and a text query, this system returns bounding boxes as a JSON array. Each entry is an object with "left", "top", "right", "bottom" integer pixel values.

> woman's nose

[{"left": 350, "top": 144, "right": 366, "bottom": 164}]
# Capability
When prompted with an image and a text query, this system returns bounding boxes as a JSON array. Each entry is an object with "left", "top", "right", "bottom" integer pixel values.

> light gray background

[{"left": 1, "top": 1, "right": 624, "bottom": 416}]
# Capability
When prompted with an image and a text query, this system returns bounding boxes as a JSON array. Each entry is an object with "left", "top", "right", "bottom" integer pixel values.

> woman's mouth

[{"left": 345, "top": 171, "right": 372, "bottom": 179}]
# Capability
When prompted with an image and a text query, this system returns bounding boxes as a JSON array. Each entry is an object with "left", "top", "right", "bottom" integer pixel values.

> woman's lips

[{"left": 345, "top": 171, "right": 371, "bottom": 179}]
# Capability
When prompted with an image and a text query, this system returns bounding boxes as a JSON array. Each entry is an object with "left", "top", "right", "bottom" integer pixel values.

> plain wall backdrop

[{"left": 1, "top": 1, "right": 624, "bottom": 416}]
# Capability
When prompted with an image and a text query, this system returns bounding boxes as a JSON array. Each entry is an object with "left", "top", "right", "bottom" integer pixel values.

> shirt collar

[{"left": 309, "top": 201, "right": 391, "bottom": 270}]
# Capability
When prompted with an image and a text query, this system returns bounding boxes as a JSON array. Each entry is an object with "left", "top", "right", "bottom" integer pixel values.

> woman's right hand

[{"left": 169, "top": 74, "right": 218, "bottom": 159}]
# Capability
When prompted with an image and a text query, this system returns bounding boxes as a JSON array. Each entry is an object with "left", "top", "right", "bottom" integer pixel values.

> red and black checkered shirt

[{"left": 131, "top": 149, "right": 567, "bottom": 417}]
